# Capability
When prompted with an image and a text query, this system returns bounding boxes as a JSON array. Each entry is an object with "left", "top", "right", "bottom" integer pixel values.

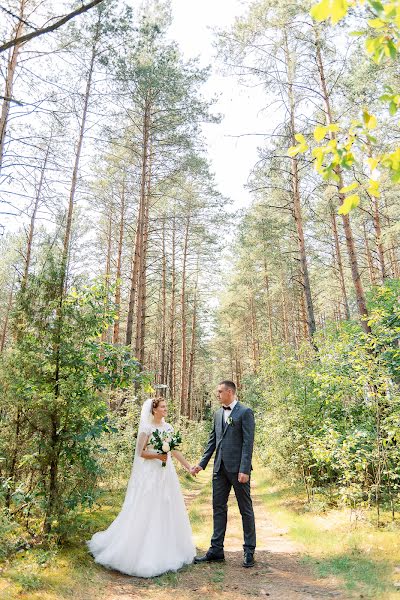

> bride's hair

[{"left": 151, "top": 397, "right": 165, "bottom": 414}]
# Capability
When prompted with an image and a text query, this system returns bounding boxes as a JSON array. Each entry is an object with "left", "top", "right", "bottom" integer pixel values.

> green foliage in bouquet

[{"left": 149, "top": 429, "right": 182, "bottom": 467}]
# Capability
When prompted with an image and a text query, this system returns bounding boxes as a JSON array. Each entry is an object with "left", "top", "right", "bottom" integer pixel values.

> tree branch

[{"left": 0, "top": 0, "right": 105, "bottom": 53}]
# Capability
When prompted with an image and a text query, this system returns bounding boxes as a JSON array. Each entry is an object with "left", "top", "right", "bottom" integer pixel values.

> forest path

[{"left": 99, "top": 471, "right": 345, "bottom": 600}]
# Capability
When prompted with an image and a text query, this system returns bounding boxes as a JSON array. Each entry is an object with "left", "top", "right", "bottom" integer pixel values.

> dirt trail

[{"left": 99, "top": 477, "right": 345, "bottom": 600}]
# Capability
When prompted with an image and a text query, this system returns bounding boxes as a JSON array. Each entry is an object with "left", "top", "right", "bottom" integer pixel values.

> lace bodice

[{"left": 143, "top": 421, "right": 174, "bottom": 449}]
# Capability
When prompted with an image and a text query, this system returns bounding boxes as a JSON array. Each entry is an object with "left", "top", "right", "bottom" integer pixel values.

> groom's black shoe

[
  {"left": 194, "top": 551, "right": 225, "bottom": 564},
  {"left": 242, "top": 552, "right": 255, "bottom": 567}
]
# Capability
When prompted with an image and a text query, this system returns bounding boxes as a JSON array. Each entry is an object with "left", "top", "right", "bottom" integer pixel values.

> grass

[
  {"left": 3, "top": 463, "right": 399, "bottom": 599},
  {"left": 0, "top": 489, "right": 125, "bottom": 600},
  {"left": 255, "top": 470, "right": 400, "bottom": 599},
  {"left": 0, "top": 469, "right": 211, "bottom": 600}
]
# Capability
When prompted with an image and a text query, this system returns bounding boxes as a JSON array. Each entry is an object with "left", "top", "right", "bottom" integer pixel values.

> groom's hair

[{"left": 219, "top": 380, "right": 236, "bottom": 393}]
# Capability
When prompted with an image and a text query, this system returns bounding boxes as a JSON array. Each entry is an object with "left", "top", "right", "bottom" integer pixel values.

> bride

[{"left": 87, "top": 397, "right": 196, "bottom": 577}]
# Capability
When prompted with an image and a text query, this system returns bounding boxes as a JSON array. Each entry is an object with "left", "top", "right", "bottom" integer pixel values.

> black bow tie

[{"left": 222, "top": 406, "right": 231, "bottom": 411}]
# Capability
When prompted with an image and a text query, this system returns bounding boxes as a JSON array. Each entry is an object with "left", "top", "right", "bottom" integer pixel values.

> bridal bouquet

[{"left": 149, "top": 429, "right": 182, "bottom": 467}]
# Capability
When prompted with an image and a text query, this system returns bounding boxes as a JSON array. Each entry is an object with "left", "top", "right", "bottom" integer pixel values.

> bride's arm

[
  {"left": 171, "top": 450, "right": 192, "bottom": 473},
  {"left": 138, "top": 432, "right": 167, "bottom": 461}
]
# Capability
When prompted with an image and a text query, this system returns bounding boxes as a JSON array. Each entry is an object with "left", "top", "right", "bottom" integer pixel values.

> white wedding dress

[{"left": 87, "top": 401, "right": 196, "bottom": 578}]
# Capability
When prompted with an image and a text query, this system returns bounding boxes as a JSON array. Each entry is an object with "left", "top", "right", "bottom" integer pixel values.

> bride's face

[{"left": 153, "top": 400, "right": 167, "bottom": 419}]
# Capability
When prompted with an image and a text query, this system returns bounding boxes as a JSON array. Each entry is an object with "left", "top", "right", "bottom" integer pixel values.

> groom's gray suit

[{"left": 199, "top": 401, "right": 256, "bottom": 555}]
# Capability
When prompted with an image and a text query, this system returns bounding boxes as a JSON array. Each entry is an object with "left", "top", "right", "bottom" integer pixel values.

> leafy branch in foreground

[{"left": 289, "top": 0, "right": 400, "bottom": 214}]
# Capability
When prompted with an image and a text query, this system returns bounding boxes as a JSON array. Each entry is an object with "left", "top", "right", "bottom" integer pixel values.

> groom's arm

[
  {"left": 198, "top": 415, "right": 216, "bottom": 470},
  {"left": 239, "top": 408, "right": 255, "bottom": 475}
]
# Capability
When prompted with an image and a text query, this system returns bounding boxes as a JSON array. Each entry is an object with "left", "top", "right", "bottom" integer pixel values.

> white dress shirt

[{"left": 222, "top": 398, "right": 237, "bottom": 423}]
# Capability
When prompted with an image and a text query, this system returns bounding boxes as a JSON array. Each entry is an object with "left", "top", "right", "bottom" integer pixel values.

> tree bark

[
  {"left": 0, "top": 0, "right": 105, "bottom": 54},
  {"left": 22, "top": 134, "right": 52, "bottom": 289},
  {"left": 168, "top": 214, "right": 177, "bottom": 401},
  {"left": 363, "top": 220, "right": 376, "bottom": 286},
  {"left": 263, "top": 258, "right": 274, "bottom": 346},
  {"left": 101, "top": 207, "right": 113, "bottom": 343},
  {"left": 330, "top": 204, "right": 351, "bottom": 320},
  {"left": 45, "top": 20, "right": 99, "bottom": 534},
  {"left": 113, "top": 178, "right": 125, "bottom": 344},
  {"left": 187, "top": 267, "right": 199, "bottom": 420},
  {"left": 314, "top": 26, "right": 370, "bottom": 334},
  {"left": 0, "top": 271, "right": 15, "bottom": 352},
  {"left": 0, "top": 0, "right": 26, "bottom": 173},
  {"left": 180, "top": 214, "right": 190, "bottom": 416},
  {"left": 283, "top": 28, "right": 316, "bottom": 341},
  {"left": 159, "top": 214, "right": 167, "bottom": 392},
  {"left": 134, "top": 98, "right": 151, "bottom": 365}
]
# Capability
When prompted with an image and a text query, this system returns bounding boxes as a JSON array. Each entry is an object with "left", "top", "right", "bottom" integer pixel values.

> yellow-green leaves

[
  {"left": 380, "top": 86, "right": 400, "bottom": 115},
  {"left": 367, "top": 157, "right": 380, "bottom": 171},
  {"left": 339, "top": 182, "right": 359, "bottom": 193},
  {"left": 367, "top": 178, "right": 380, "bottom": 197},
  {"left": 338, "top": 194, "right": 360, "bottom": 214},
  {"left": 338, "top": 182, "right": 360, "bottom": 214},
  {"left": 381, "top": 147, "right": 400, "bottom": 182},
  {"left": 368, "top": 17, "right": 386, "bottom": 27},
  {"left": 362, "top": 110, "right": 377, "bottom": 129},
  {"left": 310, "top": 0, "right": 400, "bottom": 63},
  {"left": 310, "top": 0, "right": 350, "bottom": 24},
  {"left": 305, "top": 0, "right": 400, "bottom": 211},
  {"left": 288, "top": 133, "right": 308, "bottom": 157},
  {"left": 314, "top": 123, "right": 340, "bottom": 141}
]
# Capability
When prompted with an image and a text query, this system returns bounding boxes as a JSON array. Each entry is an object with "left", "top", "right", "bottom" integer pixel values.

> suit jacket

[{"left": 199, "top": 401, "right": 255, "bottom": 475}]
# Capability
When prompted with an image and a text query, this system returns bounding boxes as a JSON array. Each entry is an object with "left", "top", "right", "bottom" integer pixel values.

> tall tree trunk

[
  {"left": 299, "top": 288, "right": 309, "bottom": 340},
  {"left": 363, "top": 220, "right": 376, "bottom": 286},
  {"left": 45, "top": 24, "right": 99, "bottom": 534},
  {"left": 330, "top": 204, "right": 351, "bottom": 320},
  {"left": 168, "top": 214, "right": 177, "bottom": 401},
  {"left": 22, "top": 134, "right": 52, "bottom": 288},
  {"left": 0, "top": 271, "right": 15, "bottom": 352},
  {"left": 281, "top": 276, "right": 289, "bottom": 343},
  {"left": 235, "top": 349, "right": 242, "bottom": 391},
  {"left": 126, "top": 219, "right": 140, "bottom": 346},
  {"left": 101, "top": 207, "right": 113, "bottom": 343},
  {"left": 283, "top": 28, "right": 316, "bottom": 341},
  {"left": 366, "top": 141, "right": 387, "bottom": 281},
  {"left": 159, "top": 214, "right": 167, "bottom": 392},
  {"left": 187, "top": 266, "right": 199, "bottom": 419},
  {"left": 249, "top": 294, "right": 259, "bottom": 372},
  {"left": 314, "top": 25, "right": 370, "bottom": 334},
  {"left": 263, "top": 258, "right": 274, "bottom": 346},
  {"left": 0, "top": 0, "right": 26, "bottom": 173},
  {"left": 113, "top": 178, "right": 125, "bottom": 344},
  {"left": 5, "top": 406, "right": 21, "bottom": 507},
  {"left": 180, "top": 214, "right": 190, "bottom": 416},
  {"left": 371, "top": 195, "right": 387, "bottom": 282},
  {"left": 134, "top": 98, "right": 151, "bottom": 364}
]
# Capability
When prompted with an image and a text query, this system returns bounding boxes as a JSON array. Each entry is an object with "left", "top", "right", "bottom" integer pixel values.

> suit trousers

[{"left": 210, "top": 461, "right": 256, "bottom": 555}]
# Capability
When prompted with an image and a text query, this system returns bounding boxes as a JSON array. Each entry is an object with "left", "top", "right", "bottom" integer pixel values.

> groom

[{"left": 191, "top": 380, "right": 256, "bottom": 567}]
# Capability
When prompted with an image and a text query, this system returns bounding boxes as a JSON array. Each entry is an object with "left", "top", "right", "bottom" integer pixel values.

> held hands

[
  {"left": 189, "top": 465, "right": 203, "bottom": 477},
  {"left": 157, "top": 453, "right": 168, "bottom": 462}
]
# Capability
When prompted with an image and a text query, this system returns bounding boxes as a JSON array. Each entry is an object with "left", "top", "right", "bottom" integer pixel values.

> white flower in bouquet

[{"left": 149, "top": 429, "right": 182, "bottom": 467}]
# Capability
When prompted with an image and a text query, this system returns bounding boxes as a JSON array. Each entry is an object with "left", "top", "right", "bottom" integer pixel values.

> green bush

[{"left": 247, "top": 280, "right": 400, "bottom": 511}]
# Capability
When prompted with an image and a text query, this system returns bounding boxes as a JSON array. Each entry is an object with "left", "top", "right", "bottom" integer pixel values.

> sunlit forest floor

[{"left": 1, "top": 464, "right": 400, "bottom": 600}]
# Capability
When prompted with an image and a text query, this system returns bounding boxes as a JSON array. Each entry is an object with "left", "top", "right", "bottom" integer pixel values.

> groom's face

[{"left": 217, "top": 384, "right": 233, "bottom": 406}]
